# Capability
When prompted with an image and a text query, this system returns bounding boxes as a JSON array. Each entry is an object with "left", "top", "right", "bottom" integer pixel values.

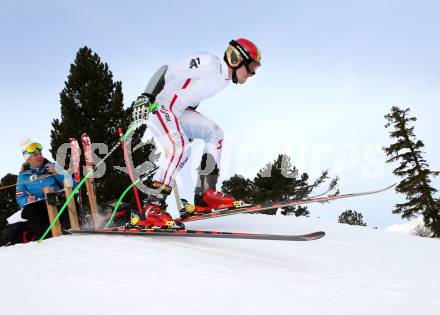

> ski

[
  {"left": 81, "top": 133, "right": 94, "bottom": 185},
  {"left": 177, "top": 184, "right": 396, "bottom": 223},
  {"left": 68, "top": 228, "right": 325, "bottom": 242},
  {"left": 69, "top": 138, "right": 81, "bottom": 184}
]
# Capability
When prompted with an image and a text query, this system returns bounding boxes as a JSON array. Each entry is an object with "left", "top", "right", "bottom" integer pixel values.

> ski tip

[
  {"left": 302, "top": 231, "right": 325, "bottom": 241},
  {"left": 373, "top": 183, "right": 396, "bottom": 194}
]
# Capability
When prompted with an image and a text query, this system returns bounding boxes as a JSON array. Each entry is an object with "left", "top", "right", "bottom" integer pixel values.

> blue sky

[{"left": 1, "top": 0, "right": 439, "bottom": 227}]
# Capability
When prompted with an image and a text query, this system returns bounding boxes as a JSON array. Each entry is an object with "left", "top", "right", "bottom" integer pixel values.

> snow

[
  {"left": 1, "top": 214, "right": 439, "bottom": 315},
  {"left": 385, "top": 217, "right": 424, "bottom": 235}
]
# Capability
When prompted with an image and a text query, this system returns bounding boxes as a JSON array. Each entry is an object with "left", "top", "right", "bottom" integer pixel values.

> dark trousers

[
  {"left": 21, "top": 200, "right": 70, "bottom": 239},
  {"left": 1, "top": 201, "right": 74, "bottom": 246},
  {"left": 0, "top": 222, "right": 35, "bottom": 246}
]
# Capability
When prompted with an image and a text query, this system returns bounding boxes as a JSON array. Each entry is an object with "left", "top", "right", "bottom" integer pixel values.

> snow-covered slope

[{"left": 1, "top": 214, "right": 439, "bottom": 315}]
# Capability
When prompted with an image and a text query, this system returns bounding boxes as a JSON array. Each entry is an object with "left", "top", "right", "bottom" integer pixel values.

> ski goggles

[
  {"left": 24, "top": 142, "right": 43, "bottom": 154},
  {"left": 225, "top": 40, "right": 261, "bottom": 74}
]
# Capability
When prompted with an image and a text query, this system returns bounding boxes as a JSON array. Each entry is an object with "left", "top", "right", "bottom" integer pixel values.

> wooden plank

[
  {"left": 85, "top": 178, "right": 100, "bottom": 228},
  {"left": 63, "top": 178, "right": 79, "bottom": 230},
  {"left": 43, "top": 187, "right": 63, "bottom": 237}
]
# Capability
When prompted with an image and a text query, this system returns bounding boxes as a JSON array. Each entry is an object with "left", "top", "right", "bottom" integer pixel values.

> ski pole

[
  {"left": 172, "top": 179, "right": 183, "bottom": 210},
  {"left": 118, "top": 127, "right": 143, "bottom": 214}
]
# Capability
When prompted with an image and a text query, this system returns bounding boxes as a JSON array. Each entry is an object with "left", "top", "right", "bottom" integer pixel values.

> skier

[{"left": 131, "top": 38, "right": 261, "bottom": 229}]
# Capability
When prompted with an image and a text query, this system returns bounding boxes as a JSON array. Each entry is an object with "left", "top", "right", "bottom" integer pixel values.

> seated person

[{"left": 1, "top": 138, "right": 77, "bottom": 245}]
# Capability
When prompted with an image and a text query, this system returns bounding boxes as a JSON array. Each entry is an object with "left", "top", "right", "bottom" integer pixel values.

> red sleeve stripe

[{"left": 181, "top": 78, "right": 191, "bottom": 89}]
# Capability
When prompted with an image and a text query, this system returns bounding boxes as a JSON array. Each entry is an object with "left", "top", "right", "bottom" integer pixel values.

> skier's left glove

[{"left": 132, "top": 93, "right": 157, "bottom": 124}]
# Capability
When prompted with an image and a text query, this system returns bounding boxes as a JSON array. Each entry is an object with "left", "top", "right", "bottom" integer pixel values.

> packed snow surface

[{"left": 1, "top": 214, "right": 439, "bottom": 315}]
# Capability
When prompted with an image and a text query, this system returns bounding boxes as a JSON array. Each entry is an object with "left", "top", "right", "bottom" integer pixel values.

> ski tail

[
  {"left": 69, "top": 138, "right": 81, "bottom": 184},
  {"left": 81, "top": 133, "right": 94, "bottom": 184}
]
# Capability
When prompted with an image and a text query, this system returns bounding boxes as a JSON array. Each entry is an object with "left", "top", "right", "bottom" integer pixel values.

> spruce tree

[
  {"left": 222, "top": 154, "right": 338, "bottom": 216},
  {"left": 338, "top": 210, "right": 367, "bottom": 226},
  {"left": 0, "top": 174, "right": 19, "bottom": 230},
  {"left": 50, "top": 47, "right": 153, "bottom": 206},
  {"left": 384, "top": 106, "right": 440, "bottom": 237},
  {"left": 220, "top": 175, "right": 253, "bottom": 201}
]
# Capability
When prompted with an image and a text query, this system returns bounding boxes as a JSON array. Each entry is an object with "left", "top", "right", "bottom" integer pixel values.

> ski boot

[
  {"left": 179, "top": 153, "right": 237, "bottom": 217},
  {"left": 194, "top": 188, "right": 236, "bottom": 212},
  {"left": 128, "top": 181, "right": 184, "bottom": 230}
]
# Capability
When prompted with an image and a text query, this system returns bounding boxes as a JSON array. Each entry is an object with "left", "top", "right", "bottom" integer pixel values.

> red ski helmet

[{"left": 224, "top": 38, "right": 261, "bottom": 80}]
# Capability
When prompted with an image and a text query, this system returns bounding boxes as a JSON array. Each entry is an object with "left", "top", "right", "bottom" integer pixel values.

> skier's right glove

[{"left": 132, "top": 93, "right": 157, "bottom": 124}]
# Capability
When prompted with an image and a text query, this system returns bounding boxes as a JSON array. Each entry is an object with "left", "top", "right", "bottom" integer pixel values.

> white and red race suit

[{"left": 147, "top": 52, "right": 230, "bottom": 186}]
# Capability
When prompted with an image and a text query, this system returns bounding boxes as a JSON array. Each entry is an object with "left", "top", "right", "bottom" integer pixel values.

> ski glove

[{"left": 132, "top": 93, "right": 157, "bottom": 124}]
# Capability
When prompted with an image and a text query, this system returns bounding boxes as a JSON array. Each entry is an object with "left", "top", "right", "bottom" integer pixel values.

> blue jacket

[{"left": 15, "top": 158, "right": 76, "bottom": 208}]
